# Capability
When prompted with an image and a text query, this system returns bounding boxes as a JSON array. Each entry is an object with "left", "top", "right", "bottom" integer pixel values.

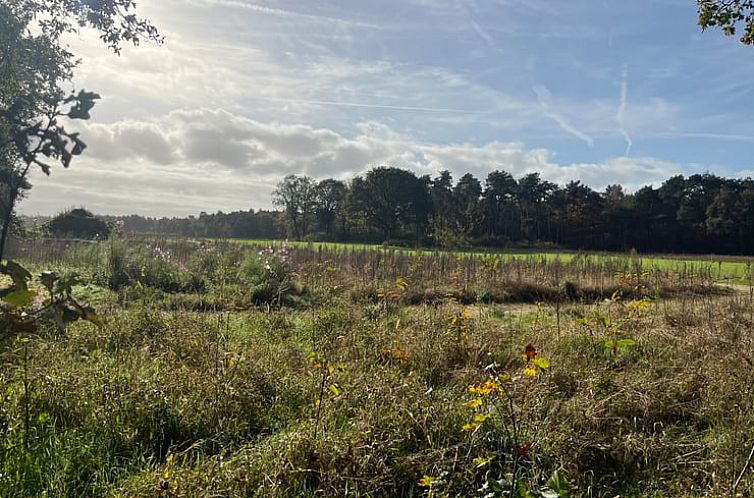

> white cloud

[
  {"left": 20, "top": 109, "right": 684, "bottom": 216},
  {"left": 80, "top": 121, "right": 177, "bottom": 164}
]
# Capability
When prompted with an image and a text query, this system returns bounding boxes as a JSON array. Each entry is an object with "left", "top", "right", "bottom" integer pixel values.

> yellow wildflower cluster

[
  {"left": 625, "top": 297, "right": 651, "bottom": 317},
  {"left": 461, "top": 377, "right": 507, "bottom": 433},
  {"left": 467, "top": 379, "right": 499, "bottom": 395}
]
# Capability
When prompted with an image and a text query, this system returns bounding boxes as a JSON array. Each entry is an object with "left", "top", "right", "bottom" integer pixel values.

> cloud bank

[{"left": 23, "top": 109, "right": 682, "bottom": 217}]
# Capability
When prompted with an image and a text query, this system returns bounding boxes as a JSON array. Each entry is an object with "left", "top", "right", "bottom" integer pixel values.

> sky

[{"left": 20, "top": 0, "right": 754, "bottom": 217}]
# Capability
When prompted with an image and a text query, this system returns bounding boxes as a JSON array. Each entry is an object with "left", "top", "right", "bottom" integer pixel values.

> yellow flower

[
  {"left": 524, "top": 367, "right": 537, "bottom": 377},
  {"left": 462, "top": 422, "right": 479, "bottom": 432},
  {"left": 469, "top": 380, "right": 500, "bottom": 396},
  {"left": 472, "top": 454, "right": 495, "bottom": 467},
  {"left": 418, "top": 475, "right": 437, "bottom": 487},
  {"left": 463, "top": 398, "right": 484, "bottom": 410},
  {"left": 473, "top": 413, "right": 490, "bottom": 423}
]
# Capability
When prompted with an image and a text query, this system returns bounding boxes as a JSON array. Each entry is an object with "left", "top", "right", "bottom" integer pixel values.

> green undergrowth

[
  {"left": 2, "top": 238, "right": 754, "bottom": 496},
  {"left": 0, "top": 295, "right": 752, "bottom": 496}
]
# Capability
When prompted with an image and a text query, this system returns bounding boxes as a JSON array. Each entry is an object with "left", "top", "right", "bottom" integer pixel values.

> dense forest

[{"left": 96, "top": 167, "right": 754, "bottom": 255}]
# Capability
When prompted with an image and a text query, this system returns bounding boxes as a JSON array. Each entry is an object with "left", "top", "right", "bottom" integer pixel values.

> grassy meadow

[{"left": 2, "top": 235, "right": 754, "bottom": 497}]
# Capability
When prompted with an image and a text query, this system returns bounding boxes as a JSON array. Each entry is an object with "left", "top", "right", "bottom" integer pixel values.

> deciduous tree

[
  {"left": 698, "top": 0, "right": 754, "bottom": 45},
  {"left": 348, "top": 167, "right": 431, "bottom": 243},
  {"left": 272, "top": 175, "right": 318, "bottom": 239},
  {"left": 0, "top": 0, "right": 161, "bottom": 261},
  {"left": 315, "top": 178, "right": 347, "bottom": 239}
]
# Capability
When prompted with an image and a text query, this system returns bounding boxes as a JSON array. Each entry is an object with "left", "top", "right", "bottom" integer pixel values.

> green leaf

[
  {"left": 1, "top": 261, "right": 32, "bottom": 291},
  {"left": 487, "top": 478, "right": 505, "bottom": 493},
  {"left": 56, "top": 273, "right": 82, "bottom": 296},
  {"left": 61, "top": 149, "right": 73, "bottom": 168},
  {"left": 69, "top": 132, "right": 86, "bottom": 155},
  {"left": 516, "top": 480, "right": 534, "bottom": 498},
  {"left": 532, "top": 358, "right": 551, "bottom": 370},
  {"left": 547, "top": 470, "right": 571, "bottom": 498},
  {"left": 616, "top": 338, "right": 637, "bottom": 349},
  {"left": 472, "top": 454, "right": 495, "bottom": 467},
  {"left": 4, "top": 288, "right": 36, "bottom": 308},
  {"left": 81, "top": 306, "right": 103, "bottom": 327},
  {"left": 67, "top": 90, "right": 100, "bottom": 120}
]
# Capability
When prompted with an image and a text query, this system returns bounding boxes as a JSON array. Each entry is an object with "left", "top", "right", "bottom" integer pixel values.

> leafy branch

[
  {"left": 698, "top": 0, "right": 754, "bottom": 45},
  {"left": 0, "top": 261, "right": 102, "bottom": 334}
]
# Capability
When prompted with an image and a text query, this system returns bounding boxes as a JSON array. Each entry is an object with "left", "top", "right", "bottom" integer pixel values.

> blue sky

[{"left": 22, "top": 0, "right": 754, "bottom": 216}]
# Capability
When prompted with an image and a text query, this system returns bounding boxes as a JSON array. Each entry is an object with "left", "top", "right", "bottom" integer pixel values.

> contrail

[
  {"left": 463, "top": 1, "right": 503, "bottom": 54},
  {"left": 197, "top": 0, "right": 382, "bottom": 29},
  {"left": 533, "top": 85, "right": 594, "bottom": 148},
  {"left": 470, "top": 20, "right": 495, "bottom": 48},
  {"left": 617, "top": 64, "right": 632, "bottom": 156},
  {"left": 657, "top": 132, "right": 754, "bottom": 143},
  {"left": 263, "top": 97, "right": 489, "bottom": 115}
]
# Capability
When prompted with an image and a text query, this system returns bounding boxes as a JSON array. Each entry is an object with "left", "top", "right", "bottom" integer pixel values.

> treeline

[
  {"left": 271, "top": 167, "right": 754, "bottom": 254},
  {"left": 101, "top": 210, "right": 282, "bottom": 239},
  {"left": 99, "top": 167, "right": 754, "bottom": 255}
]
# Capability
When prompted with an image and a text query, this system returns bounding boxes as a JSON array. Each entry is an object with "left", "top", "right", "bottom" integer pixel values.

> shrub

[
  {"left": 238, "top": 245, "right": 294, "bottom": 306},
  {"left": 48, "top": 208, "right": 111, "bottom": 240}
]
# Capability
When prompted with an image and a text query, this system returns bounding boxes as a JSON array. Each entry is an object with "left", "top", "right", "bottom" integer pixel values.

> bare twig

[{"left": 733, "top": 439, "right": 754, "bottom": 496}]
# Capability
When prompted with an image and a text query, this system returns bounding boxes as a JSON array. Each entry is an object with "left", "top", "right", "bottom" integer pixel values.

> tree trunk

[
  {"left": 0, "top": 188, "right": 18, "bottom": 264},
  {"left": 0, "top": 161, "right": 29, "bottom": 264}
]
